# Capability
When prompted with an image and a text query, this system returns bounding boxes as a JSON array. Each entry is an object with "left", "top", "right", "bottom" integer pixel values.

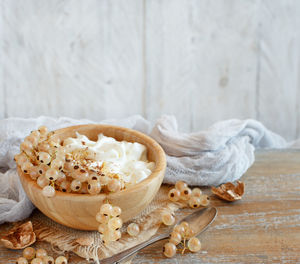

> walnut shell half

[
  {"left": 1, "top": 221, "right": 36, "bottom": 249},
  {"left": 211, "top": 181, "right": 245, "bottom": 202}
]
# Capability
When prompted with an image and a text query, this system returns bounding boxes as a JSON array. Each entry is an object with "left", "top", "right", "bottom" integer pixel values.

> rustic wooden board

[
  {"left": 1, "top": 1, "right": 300, "bottom": 140},
  {"left": 1, "top": 149, "right": 300, "bottom": 263},
  {"left": 257, "top": 0, "right": 300, "bottom": 140},
  {"left": 0, "top": 0, "right": 144, "bottom": 120},
  {"left": 145, "top": 0, "right": 258, "bottom": 132}
]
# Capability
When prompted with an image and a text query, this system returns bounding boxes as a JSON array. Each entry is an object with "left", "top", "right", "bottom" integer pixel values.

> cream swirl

[{"left": 63, "top": 133, "right": 155, "bottom": 184}]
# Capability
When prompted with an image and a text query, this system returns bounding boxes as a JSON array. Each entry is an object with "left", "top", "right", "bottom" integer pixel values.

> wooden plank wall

[{"left": 0, "top": 0, "right": 299, "bottom": 140}]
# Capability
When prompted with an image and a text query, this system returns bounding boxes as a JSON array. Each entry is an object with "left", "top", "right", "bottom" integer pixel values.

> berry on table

[
  {"left": 199, "top": 194, "right": 210, "bottom": 206},
  {"left": 127, "top": 223, "right": 140, "bottom": 237},
  {"left": 180, "top": 187, "right": 192, "bottom": 201},
  {"left": 175, "top": 181, "right": 187, "bottom": 191},
  {"left": 163, "top": 242, "right": 177, "bottom": 258},
  {"left": 169, "top": 231, "right": 182, "bottom": 245},
  {"left": 43, "top": 256, "right": 54, "bottom": 264},
  {"left": 55, "top": 256, "right": 68, "bottom": 264},
  {"left": 188, "top": 196, "right": 201, "bottom": 208},
  {"left": 16, "top": 257, "right": 28, "bottom": 264},
  {"left": 162, "top": 213, "right": 175, "bottom": 226},
  {"left": 35, "top": 248, "right": 47, "bottom": 258},
  {"left": 23, "top": 247, "right": 36, "bottom": 260},
  {"left": 168, "top": 188, "right": 181, "bottom": 202},
  {"left": 191, "top": 187, "right": 202, "bottom": 197},
  {"left": 188, "top": 237, "right": 201, "bottom": 252},
  {"left": 31, "top": 258, "right": 43, "bottom": 264}
]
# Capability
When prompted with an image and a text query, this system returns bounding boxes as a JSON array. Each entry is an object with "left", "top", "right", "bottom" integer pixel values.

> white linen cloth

[{"left": 0, "top": 115, "right": 289, "bottom": 224}]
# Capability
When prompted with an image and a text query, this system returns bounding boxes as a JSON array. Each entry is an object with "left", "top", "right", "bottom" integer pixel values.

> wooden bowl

[{"left": 17, "top": 124, "right": 166, "bottom": 230}]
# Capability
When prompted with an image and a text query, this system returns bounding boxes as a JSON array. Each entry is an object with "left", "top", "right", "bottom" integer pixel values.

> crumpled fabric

[{"left": 0, "top": 115, "right": 289, "bottom": 224}]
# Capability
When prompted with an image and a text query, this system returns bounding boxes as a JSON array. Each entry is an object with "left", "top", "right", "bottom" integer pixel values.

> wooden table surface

[{"left": 1, "top": 150, "right": 300, "bottom": 263}]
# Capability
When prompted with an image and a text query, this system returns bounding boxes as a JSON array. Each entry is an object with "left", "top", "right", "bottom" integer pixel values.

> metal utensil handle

[{"left": 102, "top": 233, "right": 169, "bottom": 264}]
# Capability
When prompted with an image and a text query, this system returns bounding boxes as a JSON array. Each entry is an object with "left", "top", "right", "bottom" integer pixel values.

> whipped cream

[{"left": 63, "top": 133, "right": 155, "bottom": 184}]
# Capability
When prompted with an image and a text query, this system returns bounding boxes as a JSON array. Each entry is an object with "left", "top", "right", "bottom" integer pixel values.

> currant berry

[
  {"left": 55, "top": 256, "right": 68, "bottom": 264},
  {"left": 112, "top": 230, "right": 122, "bottom": 241},
  {"left": 15, "top": 153, "right": 28, "bottom": 166},
  {"left": 42, "top": 186, "right": 56, "bottom": 197},
  {"left": 20, "top": 141, "right": 33, "bottom": 152},
  {"left": 38, "top": 152, "right": 51, "bottom": 165},
  {"left": 188, "top": 196, "right": 201, "bottom": 208},
  {"left": 100, "top": 204, "right": 113, "bottom": 216},
  {"left": 16, "top": 257, "right": 28, "bottom": 264},
  {"left": 59, "top": 180, "right": 71, "bottom": 193},
  {"left": 38, "top": 126, "right": 48, "bottom": 136},
  {"left": 163, "top": 242, "right": 176, "bottom": 258},
  {"left": 26, "top": 134, "right": 39, "bottom": 147},
  {"left": 188, "top": 237, "right": 201, "bottom": 252},
  {"left": 87, "top": 181, "right": 101, "bottom": 195},
  {"left": 111, "top": 206, "right": 122, "bottom": 217},
  {"left": 180, "top": 187, "right": 192, "bottom": 200},
  {"left": 161, "top": 213, "right": 175, "bottom": 226},
  {"left": 80, "top": 182, "right": 88, "bottom": 194},
  {"left": 175, "top": 181, "right": 187, "bottom": 191},
  {"left": 35, "top": 248, "right": 47, "bottom": 258},
  {"left": 76, "top": 169, "right": 89, "bottom": 182},
  {"left": 107, "top": 178, "right": 121, "bottom": 192},
  {"left": 29, "top": 166, "right": 39, "bottom": 180},
  {"left": 56, "top": 171, "right": 66, "bottom": 184},
  {"left": 71, "top": 179, "right": 82, "bottom": 192},
  {"left": 199, "top": 194, "right": 210, "bottom": 206},
  {"left": 191, "top": 187, "right": 202, "bottom": 197},
  {"left": 42, "top": 256, "right": 54, "bottom": 264},
  {"left": 168, "top": 188, "right": 180, "bottom": 202},
  {"left": 173, "top": 224, "right": 185, "bottom": 236},
  {"left": 37, "top": 176, "right": 50, "bottom": 188},
  {"left": 127, "top": 223, "right": 140, "bottom": 236},
  {"left": 45, "top": 168, "right": 59, "bottom": 181},
  {"left": 51, "top": 159, "right": 64, "bottom": 170},
  {"left": 38, "top": 164, "right": 49, "bottom": 176},
  {"left": 31, "top": 258, "right": 43, "bottom": 264},
  {"left": 21, "top": 162, "right": 33, "bottom": 174},
  {"left": 97, "top": 223, "right": 106, "bottom": 234},
  {"left": 38, "top": 142, "right": 50, "bottom": 153},
  {"left": 179, "top": 221, "right": 189, "bottom": 231},
  {"left": 169, "top": 231, "right": 182, "bottom": 245},
  {"left": 96, "top": 213, "right": 109, "bottom": 224},
  {"left": 23, "top": 247, "right": 36, "bottom": 260},
  {"left": 108, "top": 217, "right": 123, "bottom": 230},
  {"left": 185, "top": 227, "right": 195, "bottom": 239}
]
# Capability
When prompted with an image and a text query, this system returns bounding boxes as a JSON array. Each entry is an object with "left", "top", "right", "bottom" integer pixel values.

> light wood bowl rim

[{"left": 18, "top": 124, "right": 166, "bottom": 201}]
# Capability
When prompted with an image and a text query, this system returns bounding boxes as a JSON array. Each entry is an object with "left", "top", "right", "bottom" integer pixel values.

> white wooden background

[{"left": 1, "top": 0, "right": 300, "bottom": 140}]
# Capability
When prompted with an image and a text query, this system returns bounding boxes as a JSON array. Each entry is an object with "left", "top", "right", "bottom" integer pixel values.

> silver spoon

[{"left": 101, "top": 207, "right": 218, "bottom": 264}]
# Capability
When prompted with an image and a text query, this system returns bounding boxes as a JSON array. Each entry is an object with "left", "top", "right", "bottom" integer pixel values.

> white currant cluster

[
  {"left": 168, "top": 181, "right": 210, "bottom": 208},
  {"left": 96, "top": 203, "right": 123, "bottom": 244},
  {"left": 15, "top": 126, "right": 126, "bottom": 197},
  {"left": 163, "top": 221, "right": 201, "bottom": 258},
  {"left": 16, "top": 247, "right": 67, "bottom": 264}
]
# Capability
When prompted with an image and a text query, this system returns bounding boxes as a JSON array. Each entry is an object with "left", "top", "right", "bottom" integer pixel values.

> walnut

[
  {"left": 1, "top": 221, "right": 36, "bottom": 249},
  {"left": 211, "top": 181, "right": 245, "bottom": 202}
]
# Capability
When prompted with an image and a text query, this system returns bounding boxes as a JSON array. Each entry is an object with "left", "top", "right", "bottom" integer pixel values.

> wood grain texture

[
  {"left": 145, "top": 0, "right": 258, "bottom": 132},
  {"left": 1, "top": 149, "right": 300, "bottom": 263},
  {"left": 1, "top": 0, "right": 300, "bottom": 140},
  {"left": 144, "top": 0, "right": 194, "bottom": 132},
  {"left": 1, "top": 0, "right": 144, "bottom": 120},
  {"left": 257, "top": 0, "right": 300, "bottom": 140}
]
